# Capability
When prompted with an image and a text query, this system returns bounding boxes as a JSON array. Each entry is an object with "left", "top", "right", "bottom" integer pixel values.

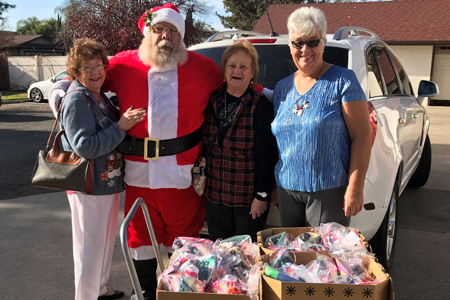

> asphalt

[
  {"left": 1, "top": 105, "right": 449, "bottom": 300},
  {"left": 1, "top": 98, "right": 33, "bottom": 104}
]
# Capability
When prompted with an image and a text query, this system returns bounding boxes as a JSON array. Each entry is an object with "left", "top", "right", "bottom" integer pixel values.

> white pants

[{"left": 68, "top": 192, "right": 120, "bottom": 300}]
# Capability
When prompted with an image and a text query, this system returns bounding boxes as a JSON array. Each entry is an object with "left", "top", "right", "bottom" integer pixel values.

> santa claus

[{"left": 102, "top": 3, "right": 223, "bottom": 300}]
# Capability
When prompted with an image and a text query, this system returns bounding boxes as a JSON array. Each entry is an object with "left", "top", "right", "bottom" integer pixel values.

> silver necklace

[
  {"left": 293, "top": 62, "right": 324, "bottom": 116},
  {"left": 223, "top": 92, "right": 227, "bottom": 116}
]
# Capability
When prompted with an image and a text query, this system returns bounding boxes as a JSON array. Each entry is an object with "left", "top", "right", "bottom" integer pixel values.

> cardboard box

[
  {"left": 257, "top": 227, "right": 371, "bottom": 255},
  {"left": 156, "top": 262, "right": 262, "bottom": 300},
  {"left": 157, "top": 289, "right": 253, "bottom": 300},
  {"left": 260, "top": 253, "right": 394, "bottom": 300}
]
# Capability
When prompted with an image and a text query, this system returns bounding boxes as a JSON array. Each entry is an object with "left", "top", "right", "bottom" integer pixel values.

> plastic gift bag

[
  {"left": 267, "top": 249, "right": 295, "bottom": 268},
  {"left": 264, "top": 232, "right": 296, "bottom": 250},
  {"left": 317, "top": 222, "right": 365, "bottom": 252},
  {"left": 210, "top": 273, "right": 246, "bottom": 294},
  {"left": 305, "top": 254, "right": 339, "bottom": 283}
]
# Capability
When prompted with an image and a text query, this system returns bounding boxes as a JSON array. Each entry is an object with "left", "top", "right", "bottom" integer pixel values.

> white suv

[{"left": 189, "top": 27, "right": 438, "bottom": 271}]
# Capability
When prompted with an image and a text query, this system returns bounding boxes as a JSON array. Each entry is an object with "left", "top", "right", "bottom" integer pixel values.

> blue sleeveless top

[{"left": 271, "top": 65, "right": 366, "bottom": 192}]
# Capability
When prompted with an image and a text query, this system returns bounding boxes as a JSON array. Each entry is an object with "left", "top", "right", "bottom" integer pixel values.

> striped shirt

[{"left": 271, "top": 65, "right": 366, "bottom": 192}]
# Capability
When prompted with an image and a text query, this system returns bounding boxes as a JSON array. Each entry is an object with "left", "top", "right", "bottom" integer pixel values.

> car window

[
  {"left": 371, "top": 46, "right": 401, "bottom": 95},
  {"left": 366, "top": 48, "right": 384, "bottom": 98},
  {"left": 54, "top": 71, "right": 67, "bottom": 82},
  {"left": 386, "top": 48, "right": 414, "bottom": 96},
  {"left": 193, "top": 45, "right": 348, "bottom": 90}
]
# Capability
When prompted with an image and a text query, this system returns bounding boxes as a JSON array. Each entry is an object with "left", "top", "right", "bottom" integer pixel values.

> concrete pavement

[
  {"left": 1, "top": 106, "right": 449, "bottom": 299},
  {"left": 0, "top": 192, "right": 134, "bottom": 299}
]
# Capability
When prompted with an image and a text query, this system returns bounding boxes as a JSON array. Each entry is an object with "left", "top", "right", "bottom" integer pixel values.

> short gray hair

[{"left": 287, "top": 7, "right": 327, "bottom": 40}]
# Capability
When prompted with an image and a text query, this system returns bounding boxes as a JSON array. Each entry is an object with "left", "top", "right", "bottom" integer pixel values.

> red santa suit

[{"left": 104, "top": 46, "right": 222, "bottom": 259}]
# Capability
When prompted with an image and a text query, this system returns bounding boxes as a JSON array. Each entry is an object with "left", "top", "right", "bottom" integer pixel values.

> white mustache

[{"left": 158, "top": 40, "right": 174, "bottom": 49}]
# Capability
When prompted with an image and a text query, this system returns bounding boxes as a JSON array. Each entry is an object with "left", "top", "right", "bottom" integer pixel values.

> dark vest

[{"left": 203, "top": 88, "right": 261, "bottom": 207}]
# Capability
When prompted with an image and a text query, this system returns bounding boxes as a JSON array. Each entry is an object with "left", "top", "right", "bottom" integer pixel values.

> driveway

[{"left": 0, "top": 103, "right": 448, "bottom": 299}]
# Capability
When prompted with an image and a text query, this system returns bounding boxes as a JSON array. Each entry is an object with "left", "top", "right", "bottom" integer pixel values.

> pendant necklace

[
  {"left": 223, "top": 92, "right": 227, "bottom": 117},
  {"left": 293, "top": 62, "right": 324, "bottom": 117}
]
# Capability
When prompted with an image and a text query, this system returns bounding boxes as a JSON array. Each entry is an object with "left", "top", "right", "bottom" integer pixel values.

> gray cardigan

[{"left": 59, "top": 80, "right": 126, "bottom": 195}]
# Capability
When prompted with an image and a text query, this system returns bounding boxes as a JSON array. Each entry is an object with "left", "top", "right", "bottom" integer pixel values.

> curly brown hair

[
  {"left": 66, "top": 38, "right": 108, "bottom": 81},
  {"left": 219, "top": 40, "right": 259, "bottom": 88}
]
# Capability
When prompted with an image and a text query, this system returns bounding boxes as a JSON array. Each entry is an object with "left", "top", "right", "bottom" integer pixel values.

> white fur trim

[
  {"left": 143, "top": 26, "right": 150, "bottom": 37},
  {"left": 129, "top": 245, "right": 173, "bottom": 260},
  {"left": 123, "top": 66, "right": 193, "bottom": 189},
  {"left": 130, "top": 246, "right": 156, "bottom": 260},
  {"left": 124, "top": 160, "right": 193, "bottom": 189},
  {"left": 151, "top": 8, "right": 185, "bottom": 39}
]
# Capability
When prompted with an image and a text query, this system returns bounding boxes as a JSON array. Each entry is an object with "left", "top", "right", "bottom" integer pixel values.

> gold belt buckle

[{"left": 144, "top": 137, "right": 160, "bottom": 161}]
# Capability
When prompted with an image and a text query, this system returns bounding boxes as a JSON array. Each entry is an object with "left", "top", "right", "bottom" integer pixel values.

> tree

[
  {"left": 0, "top": 1, "right": 15, "bottom": 26},
  {"left": 218, "top": 0, "right": 356, "bottom": 31},
  {"left": 184, "top": 5, "right": 216, "bottom": 46},
  {"left": 17, "top": 17, "right": 60, "bottom": 38},
  {"left": 56, "top": 0, "right": 214, "bottom": 54}
]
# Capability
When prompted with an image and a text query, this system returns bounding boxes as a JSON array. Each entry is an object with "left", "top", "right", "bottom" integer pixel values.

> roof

[
  {"left": 253, "top": 0, "right": 450, "bottom": 44},
  {"left": 0, "top": 34, "right": 45, "bottom": 48}
]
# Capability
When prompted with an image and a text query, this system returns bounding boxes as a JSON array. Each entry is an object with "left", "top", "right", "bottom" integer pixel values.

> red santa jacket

[{"left": 103, "top": 50, "right": 223, "bottom": 189}]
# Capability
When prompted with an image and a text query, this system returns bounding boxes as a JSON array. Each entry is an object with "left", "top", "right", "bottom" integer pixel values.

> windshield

[{"left": 192, "top": 45, "right": 348, "bottom": 90}]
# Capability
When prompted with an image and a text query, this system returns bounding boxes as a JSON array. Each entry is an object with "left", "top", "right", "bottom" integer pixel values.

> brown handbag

[{"left": 31, "top": 92, "right": 94, "bottom": 193}]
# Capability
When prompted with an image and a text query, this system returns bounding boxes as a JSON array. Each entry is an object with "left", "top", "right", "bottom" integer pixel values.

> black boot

[{"left": 130, "top": 258, "right": 157, "bottom": 300}]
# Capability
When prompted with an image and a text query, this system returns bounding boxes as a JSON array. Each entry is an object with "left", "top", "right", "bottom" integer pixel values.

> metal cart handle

[{"left": 120, "top": 197, "right": 166, "bottom": 300}]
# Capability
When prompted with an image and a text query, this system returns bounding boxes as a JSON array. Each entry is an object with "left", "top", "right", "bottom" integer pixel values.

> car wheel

[
  {"left": 370, "top": 182, "right": 397, "bottom": 272},
  {"left": 408, "top": 135, "right": 432, "bottom": 187},
  {"left": 30, "top": 88, "right": 44, "bottom": 103}
]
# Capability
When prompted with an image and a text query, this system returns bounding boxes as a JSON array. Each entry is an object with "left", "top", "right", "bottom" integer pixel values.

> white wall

[
  {"left": 8, "top": 56, "right": 66, "bottom": 91},
  {"left": 389, "top": 45, "right": 434, "bottom": 105}
]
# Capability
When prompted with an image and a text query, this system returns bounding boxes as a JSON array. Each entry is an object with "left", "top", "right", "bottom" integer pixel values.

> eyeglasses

[
  {"left": 151, "top": 24, "right": 179, "bottom": 35},
  {"left": 290, "top": 38, "right": 322, "bottom": 49},
  {"left": 80, "top": 64, "right": 105, "bottom": 73}
]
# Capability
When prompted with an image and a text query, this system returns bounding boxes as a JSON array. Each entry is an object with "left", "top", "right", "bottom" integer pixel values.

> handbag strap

[
  {"left": 77, "top": 90, "right": 117, "bottom": 118},
  {"left": 205, "top": 99, "right": 241, "bottom": 155},
  {"left": 45, "top": 90, "right": 90, "bottom": 151}
]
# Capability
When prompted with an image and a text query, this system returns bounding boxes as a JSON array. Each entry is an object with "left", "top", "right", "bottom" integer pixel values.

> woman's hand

[
  {"left": 343, "top": 187, "right": 364, "bottom": 217},
  {"left": 117, "top": 105, "right": 146, "bottom": 131},
  {"left": 342, "top": 100, "right": 372, "bottom": 218},
  {"left": 250, "top": 198, "right": 268, "bottom": 220}
]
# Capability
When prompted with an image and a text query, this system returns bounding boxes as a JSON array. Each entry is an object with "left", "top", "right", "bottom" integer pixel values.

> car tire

[
  {"left": 408, "top": 135, "right": 432, "bottom": 187},
  {"left": 30, "top": 88, "right": 44, "bottom": 103},
  {"left": 370, "top": 181, "right": 398, "bottom": 272}
]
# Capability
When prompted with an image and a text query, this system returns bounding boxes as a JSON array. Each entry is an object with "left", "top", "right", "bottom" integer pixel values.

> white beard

[{"left": 138, "top": 35, "right": 188, "bottom": 68}]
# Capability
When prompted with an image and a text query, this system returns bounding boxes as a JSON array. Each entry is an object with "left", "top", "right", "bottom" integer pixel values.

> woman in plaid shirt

[{"left": 202, "top": 40, "right": 278, "bottom": 243}]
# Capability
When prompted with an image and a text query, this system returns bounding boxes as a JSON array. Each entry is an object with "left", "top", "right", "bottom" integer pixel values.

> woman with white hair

[{"left": 271, "top": 7, "right": 372, "bottom": 227}]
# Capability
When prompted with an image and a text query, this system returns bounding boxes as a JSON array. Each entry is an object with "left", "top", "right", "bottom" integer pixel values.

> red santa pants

[{"left": 125, "top": 185, "right": 205, "bottom": 259}]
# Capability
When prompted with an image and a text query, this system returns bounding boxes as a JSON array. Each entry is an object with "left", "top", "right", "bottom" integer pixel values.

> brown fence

[{"left": 0, "top": 53, "right": 10, "bottom": 90}]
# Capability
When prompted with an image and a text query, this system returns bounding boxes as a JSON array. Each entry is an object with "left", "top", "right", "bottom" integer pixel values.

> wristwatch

[{"left": 256, "top": 192, "right": 269, "bottom": 201}]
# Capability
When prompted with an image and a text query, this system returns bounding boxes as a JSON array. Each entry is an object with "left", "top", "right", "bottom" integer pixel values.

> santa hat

[{"left": 138, "top": 3, "right": 185, "bottom": 39}]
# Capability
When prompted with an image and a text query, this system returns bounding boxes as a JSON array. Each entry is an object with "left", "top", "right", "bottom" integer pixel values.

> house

[
  {"left": 0, "top": 31, "right": 65, "bottom": 56},
  {"left": 253, "top": 0, "right": 450, "bottom": 105}
]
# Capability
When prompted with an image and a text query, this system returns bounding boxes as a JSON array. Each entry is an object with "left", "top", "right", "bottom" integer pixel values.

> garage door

[{"left": 432, "top": 47, "right": 450, "bottom": 100}]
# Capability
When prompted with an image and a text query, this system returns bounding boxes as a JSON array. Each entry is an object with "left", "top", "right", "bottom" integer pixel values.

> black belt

[{"left": 116, "top": 126, "right": 202, "bottom": 161}]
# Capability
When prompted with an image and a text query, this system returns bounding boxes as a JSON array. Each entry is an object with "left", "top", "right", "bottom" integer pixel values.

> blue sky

[{"left": 3, "top": 0, "right": 229, "bottom": 31}]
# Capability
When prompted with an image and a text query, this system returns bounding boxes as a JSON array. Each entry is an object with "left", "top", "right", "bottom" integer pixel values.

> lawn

[{"left": 1, "top": 91, "right": 28, "bottom": 100}]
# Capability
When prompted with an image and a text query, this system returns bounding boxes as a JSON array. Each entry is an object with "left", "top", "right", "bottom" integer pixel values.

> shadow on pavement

[{"left": 389, "top": 186, "right": 450, "bottom": 300}]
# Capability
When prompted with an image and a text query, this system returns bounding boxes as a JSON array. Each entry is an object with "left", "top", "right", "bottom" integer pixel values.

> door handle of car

[{"left": 399, "top": 118, "right": 405, "bottom": 124}]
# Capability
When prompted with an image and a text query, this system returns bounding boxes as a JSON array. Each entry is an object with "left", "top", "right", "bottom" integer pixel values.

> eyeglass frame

[
  {"left": 79, "top": 64, "right": 106, "bottom": 73},
  {"left": 289, "top": 38, "right": 323, "bottom": 50},
  {"left": 151, "top": 24, "right": 180, "bottom": 35}
]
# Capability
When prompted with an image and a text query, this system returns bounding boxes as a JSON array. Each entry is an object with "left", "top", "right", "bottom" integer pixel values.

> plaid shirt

[{"left": 203, "top": 88, "right": 260, "bottom": 207}]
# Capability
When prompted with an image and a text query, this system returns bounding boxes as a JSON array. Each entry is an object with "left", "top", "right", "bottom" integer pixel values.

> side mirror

[
  {"left": 417, "top": 80, "right": 439, "bottom": 104},
  {"left": 51, "top": 77, "right": 56, "bottom": 83}
]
